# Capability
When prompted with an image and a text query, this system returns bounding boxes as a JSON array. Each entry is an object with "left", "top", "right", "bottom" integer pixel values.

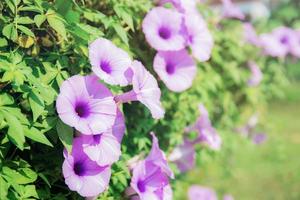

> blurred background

[{"left": 175, "top": 0, "right": 300, "bottom": 199}]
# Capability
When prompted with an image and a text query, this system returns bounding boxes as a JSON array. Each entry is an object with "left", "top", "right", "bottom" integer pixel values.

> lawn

[{"left": 177, "top": 81, "right": 300, "bottom": 200}]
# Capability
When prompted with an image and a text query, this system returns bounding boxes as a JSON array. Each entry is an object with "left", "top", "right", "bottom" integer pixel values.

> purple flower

[
  {"left": 78, "top": 133, "right": 121, "bottom": 166},
  {"left": 154, "top": 49, "right": 196, "bottom": 92},
  {"left": 271, "top": 26, "right": 295, "bottom": 57},
  {"left": 223, "top": 194, "right": 234, "bottom": 200},
  {"left": 168, "top": 140, "right": 196, "bottom": 173},
  {"left": 247, "top": 61, "right": 263, "bottom": 87},
  {"left": 182, "top": 11, "right": 214, "bottom": 62},
  {"left": 56, "top": 74, "right": 117, "bottom": 135},
  {"left": 142, "top": 7, "right": 186, "bottom": 51},
  {"left": 252, "top": 133, "right": 267, "bottom": 145},
  {"left": 115, "top": 61, "right": 165, "bottom": 119},
  {"left": 158, "top": 0, "right": 197, "bottom": 13},
  {"left": 188, "top": 185, "right": 218, "bottom": 200},
  {"left": 62, "top": 137, "right": 111, "bottom": 197},
  {"left": 290, "top": 30, "right": 300, "bottom": 58},
  {"left": 221, "top": 0, "right": 245, "bottom": 20},
  {"left": 187, "top": 104, "right": 222, "bottom": 150},
  {"left": 130, "top": 133, "right": 173, "bottom": 200},
  {"left": 89, "top": 38, "right": 132, "bottom": 86},
  {"left": 259, "top": 33, "right": 287, "bottom": 58},
  {"left": 243, "top": 23, "right": 261, "bottom": 47}
]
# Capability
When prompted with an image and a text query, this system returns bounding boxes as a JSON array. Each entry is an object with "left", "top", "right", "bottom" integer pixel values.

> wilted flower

[
  {"left": 168, "top": 140, "right": 196, "bottom": 172},
  {"left": 142, "top": 7, "right": 186, "bottom": 51},
  {"left": 56, "top": 75, "right": 117, "bottom": 134},
  {"left": 188, "top": 185, "right": 218, "bottom": 200},
  {"left": 130, "top": 133, "right": 173, "bottom": 200},
  {"left": 115, "top": 61, "right": 165, "bottom": 119},
  {"left": 221, "top": 0, "right": 245, "bottom": 20},
  {"left": 243, "top": 23, "right": 261, "bottom": 47},
  {"left": 62, "top": 137, "right": 111, "bottom": 197},
  {"left": 182, "top": 11, "right": 214, "bottom": 62},
  {"left": 153, "top": 49, "right": 196, "bottom": 92},
  {"left": 89, "top": 38, "right": 132, "bottom": 86},
  {"left": 187, "top": 104, "right": 222, "bottom": 150},
  {"left": 247, "top": 61, "right": 263, "bottom": 87}
]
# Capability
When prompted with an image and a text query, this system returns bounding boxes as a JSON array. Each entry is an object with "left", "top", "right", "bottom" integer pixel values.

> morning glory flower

[
  {"left": 153, "top": 49, "right": 196, "bottom": 92},
  {"left": 142, "top": 7, "right": 186, "bottom": 51},
  {"left": 290, "top": 29, "right": 300, "bottom": 58},
  {"left": 188, "top": 185, "right": 218, "bottom": 200},
  {"left": 247, "top": 61, "right": 263, "bottom": 87},
  {"left": 168, "top": 140, "right": 196, "bottom": 172},
  {"left": 252, "top": 133, "right": 267, "bottom": 145},
  {"left": 130, "top": 133, "right": 173, "bottom": 200},
  {"left": 78, "top": 133, "right": 121, "bottom": 166},
  {"left": 89, "top": 38, "right": 132, "bottom": 86},
  {"left": 243, "top": 23, "right": 261, "bottom": 47},
  {"left": 271, "top": 26, "right": 295, "bottom": 57},
  {"left": 221, "top": 0, "right": 245, "bottom": 20},
  {"left": 62, "top": 137, "right": 111, "bottom": 197},
  {"left": 115, "top": 61, "right": 165, "bottom": 119},
  {"left": 187, "top": 104, "right": 222, "bottom": 150},
  {"left": 158, "top": 0, "right": 197, "bottom": 13},
  {"left": 56, "top": 74, "right": 117, "bottom": 135},
  {"left": 259, "top": 33, "right": 287, "bottom": 58},
  {"left": 182, "top": 11, "right": 214, "bottom": 62}
]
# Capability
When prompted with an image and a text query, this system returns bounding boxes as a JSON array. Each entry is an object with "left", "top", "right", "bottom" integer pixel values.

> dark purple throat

[
  {"left": 93, "top": 134, "right": 102, "bottom": 144},
  {"left": 74, "top": 162, "right": 86, "bottom": 176},
  {"left": 137, "top": 180, "right": 146, "bottom": 193},
  {"left": 280, "top": 36, "right": 289, "bottom": 44},
  {"left": 75, "top": 102, "right": 90, "bottom": 118},
  {"left": 166, "top": 63, "right": 175, "bottom": 75},
  {"left": 100, "top": 60, "right": 112, "bottom": 74},
  {"left": 158, "top": 26, "right": 171, "bottom": 40}
]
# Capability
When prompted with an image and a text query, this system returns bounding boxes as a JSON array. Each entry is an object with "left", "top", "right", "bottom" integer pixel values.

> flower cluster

[
  {"left": 56, "top": 38, "right": 166, "bottom": 197},
  {"left": 143, "top": 0, "right": 214, "bottom": 92},
  {"left": 169, "top": 104, "right": 221, "bottom": 173},
  {"left": 244, "top": 23, "right": 300, "bottom": 59}
]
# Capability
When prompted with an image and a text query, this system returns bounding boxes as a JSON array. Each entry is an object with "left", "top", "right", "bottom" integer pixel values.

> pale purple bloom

[
  {"left": 154, "top": 50, "right": 196, "bottom": 92},
  {"left": 78, "top": 133, "right": 121, "bottom": 166},
  {"left": 158, "top": 0, "right": 197, "bottom": 13},
  {"left": 168, "top": 140, "right": 196, "bottom": 172},
  {"left": 56, "top": 74, "right": 117, "bottom": 135},
  {"left": 112, "top": 109, "right": 126, "bottom": 143},
  {"left": 252, "top": 133, "right": 267, "bottom": 145},
  {"left": 182, "top": 11, "right": 214, "bottom": 62},
  {"left": 188, "top": 185, "right": 218, "bottom": 200},
  {"left": 130, "top": 133, "right": 173, "bottom": 200},
  {"left": 243, "top": 23, "right": 261, "bottom": 47},
  {"left": 142, "top": 7, "right": 186, "bottom": 51},
  {"left": 259, "top": 33, "right": 287, "bottom": 58},
  {"left": 221, "top": 0, "right": 245, "bottom": 20},
  {"left": 187, "top": 104, "right": 222, "bottom": 150},
  {"left": 271, "top": 26, "right": 295, "bottom": 57},
  {"left": 89, "top": 38, "right": 132, "bottom": 86},
  {"left": 115, "top": 61, "right": 165, "bottom": 119},
  {"left": 223, "top": 194, "right": 234, "bottom": 200},
  {"left": 247, "top": 61, "right": 263, "bottom": 87},
  {"left": 62, "top": 137, "right": 111, "bottom": 197},
  {"left": 290, "top": 30, "right": 300, "bottom": 58}
]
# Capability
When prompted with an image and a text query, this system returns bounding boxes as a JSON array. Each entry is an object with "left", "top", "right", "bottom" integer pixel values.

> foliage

[{"left": 0, "top": 0, "right": 293, "bottom": 199}]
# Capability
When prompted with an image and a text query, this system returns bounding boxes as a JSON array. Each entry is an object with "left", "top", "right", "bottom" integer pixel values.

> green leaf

[
  {"left": 17, "top": 16, "right": 34, "bottom": 24},
  {"left": 46, "top": 11, "right": 67, "bottom": 40},
  {"left": 34, "top": 14, "right": 46, "bottom": 27},
  {"left": 29, "top": 90, "right": 44, "bottom": 121},
  {"left": 113, "top": 23, "right": 129, "bottom": 46},
  {"left": 23, "top": 185, "right": 38, "bottom": 198},
  {"left": 1, "top": 110, "right": 25, "bottom": 150},
  {"left": 56, "top": 120, "right": 73, "bottom": 152},
  {"left": 0, "top": 176, "right": 9, "bottom": 200},
  {"left": 0, "top": 38, "right": 8, "bottom": 47},
  {"left": 17, "top": 25, "right": 35, "bottom": 37},
  {"left": 24, "top": 127, "right": 53, "bottom": 147},
  {"left": 2, "top": 23, "right": 18, "bottom": 41},
  {"left": 2, "top": 167, "right": 37, "bottom": 184},
  {"left": 114, "top": 6, "right": 134, "bottom": 31},
  {"left": 0, "top": 93, "right": 14, "bottom": 106}
]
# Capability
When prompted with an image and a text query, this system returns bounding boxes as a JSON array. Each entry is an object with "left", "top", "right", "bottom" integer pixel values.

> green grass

[{"left": 177, "top": 81, "right": 300, "bottom": 200}]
